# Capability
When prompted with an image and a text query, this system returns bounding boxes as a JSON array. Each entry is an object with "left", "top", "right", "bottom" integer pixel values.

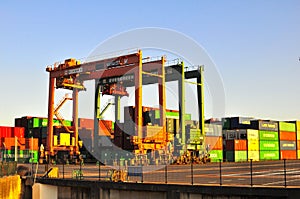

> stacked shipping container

[
  {"left": 0, "top": 126, "right": 39, "bottom": 163},
  {"left": 205, "top": 124, "right": 223, "bottom": 162},
  {"left": 279, "top": 122, "right": 297, "bottom": 159}
]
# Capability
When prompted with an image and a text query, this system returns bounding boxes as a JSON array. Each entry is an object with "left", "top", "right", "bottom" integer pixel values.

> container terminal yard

[{"left": 1, "top": 49, "right": 300, "bottom": 199}]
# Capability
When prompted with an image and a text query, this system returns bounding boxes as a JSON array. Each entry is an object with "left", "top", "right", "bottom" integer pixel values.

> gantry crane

[{"left": 45, "top": 49, "right": 205, "bottom": 163}]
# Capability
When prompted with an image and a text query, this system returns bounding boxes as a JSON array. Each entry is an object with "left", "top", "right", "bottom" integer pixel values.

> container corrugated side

[
  {"left": 208, "top": 150, "right": 223, "bottom": 162},
  {"left": 279, "top": 121, "right": 296, "bottom": 132},
  {"left": 259, "top": 130, "right": 279, "bottom": 141},
  {"left": 279, "top": 131, "right": 296, "bottom": 141},
  {"left": 280, "top": 140, "right": 296, "bottom": 150},
  {"left": 248, "top": 150, "right": 259, "bottom": 161},
  {"left": 260, "top": 150, "right": 279, "bottom": 160},
  {"left": 260, "top": 140, "right": 279, "bottom": 151},
  {"left": 280, "top": 150, "right": 296, "bottom": 160},
  {"left": 248, "top": 139, "right": 259, "bottom": 151}
]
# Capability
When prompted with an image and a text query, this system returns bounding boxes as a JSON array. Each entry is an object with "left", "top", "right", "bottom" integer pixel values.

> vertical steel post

[
  {"left": 250, "top": 159, "right": 253, "bottom": 187},
  {"left": 165, "top": 162, "right": 168, "bottom": 184},
  {"left": 115, "top": 96, "right": 121, "bottom": 123},
  {"left": 191, "top": 158, "right": 194, "bottom": 185},
  {"left": 73, "top": 86, "right": 79, "bottom": 156},
  {"left": 178, "top": 62, "right": 186, "bottom": 152},
  {"left": 63, "top": 161, "right": 65, "bottom": 179},
  {"left": 197, "top": 66, "right": 205, "bottom": 144},
  {"left": 135, "top": 50, "right": 143, "bottom": 147},
  {"left": 98, "top": 161, "right": 101, "bottom": 181},
  {"left": 47, "top": 76, "right": 55, "bottom": 156},
  {"left": 158, "top": 57, "right": 166, "bottom": 136},
  {"left": 94, "top": 82, "right": 100, "bottom": 153},
  {"left": 284, "top": 159, "right": 287, "bottom": 188},
  {"left": 219, "top": 159, "right": 222, "bottom": 186}
]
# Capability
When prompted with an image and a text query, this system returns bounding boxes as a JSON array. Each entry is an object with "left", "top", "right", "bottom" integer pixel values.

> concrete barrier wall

[{"left": 36, "top": 178, "right": 300, "bottom": 199}]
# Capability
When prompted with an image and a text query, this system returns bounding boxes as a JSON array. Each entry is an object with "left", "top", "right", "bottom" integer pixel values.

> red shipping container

[
  {"left": 226, "top": 139, "right": 247, "bottom": 151},
  {"left": 280, "top": 150, "right": 297, "bottom": 160},
  {"left": 78, "top": 118, "right": 94, "bottom": 129},
  {"left": 12, "top": 127, "right": 25, "bottom": 138},
  {"left": 280, "top": 131, "right": 296, "bottom": 141},
  {"left": 205, "top": 136, "right": 223, "bottom": 150},
  {"left": 0, "top": 127, "right": 13, "bottom": 138}
]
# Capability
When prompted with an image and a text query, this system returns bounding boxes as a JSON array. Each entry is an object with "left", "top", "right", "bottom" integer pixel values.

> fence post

[
  {"left": 191, "top": 157, "right": 194, "bottom": 185},
  {"left": 165, "top": 162, "right": 168, "bottom": 184},
  {"left": 98, "top": 161, "right": 101, "bottom": 181},
  {"left": 79, "top": 160, "right": 82, "bottom": 180},
  {"left": 219, "top": 159, "right": 222, "bottom": 186},
  {"left": 284, "top": 159, "right": 287, "bottom": 188},
  {"left": 250, "top": 159, "right": 253, "bottom": 187},
  {"left": 62, "top": 161, "right": 65, "bottom": 179}
]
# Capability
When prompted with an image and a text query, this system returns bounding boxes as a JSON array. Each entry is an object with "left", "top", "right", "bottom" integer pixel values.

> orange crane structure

[{"left": 45, "top": 49, "right": 204, "bottom": 163}]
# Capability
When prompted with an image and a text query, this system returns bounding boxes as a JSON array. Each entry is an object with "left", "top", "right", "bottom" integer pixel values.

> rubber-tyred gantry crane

[{"left": 45, "top": 49, "right": 205, "bottom": 162}]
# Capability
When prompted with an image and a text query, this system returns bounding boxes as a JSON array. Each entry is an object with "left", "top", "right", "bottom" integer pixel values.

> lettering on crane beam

[{"left": 65, "top": 67, "right": 83, "bottom": 75}]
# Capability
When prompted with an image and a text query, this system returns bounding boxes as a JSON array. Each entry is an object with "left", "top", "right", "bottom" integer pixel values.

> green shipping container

[
  {"left": 259, "top": 131, "right": 279, "bottom": 141},
  {"left": 156, "top": 110, "right": 191, "bottom": 120},
  {"left": 260, "top": 140, "right": 279, "bottom": 151},
  {"left": 279, "top": 122, "right": 296, "bottom": 132},
  {"left": 209, "top": 150, "right": 223, "bottom": 162},
  {"left": 226, "top": 151, "right": 247, "bottom": 162},
  {"left": 260, "top": 150, "right": 279, "bottom": 160}
]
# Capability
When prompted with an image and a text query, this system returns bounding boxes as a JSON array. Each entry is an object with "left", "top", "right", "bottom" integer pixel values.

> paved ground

[{"left": 21, "top": 160, "right": 300, "bottom": 187}]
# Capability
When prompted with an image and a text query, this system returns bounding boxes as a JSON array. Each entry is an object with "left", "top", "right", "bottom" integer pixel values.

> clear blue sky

[{"left": 1, "top": 1, "right": 300, "bottom": 126}]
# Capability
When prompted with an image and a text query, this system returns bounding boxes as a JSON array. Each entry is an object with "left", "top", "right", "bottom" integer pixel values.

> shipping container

[
  {"left": 204, "top": 124, "right": 222, "bottom": 137},
  {"left": 60, "top": 133, "right": 71, "bottom": 146},
  {"left": 223, "top": 117, "right": 254, "bottom": 130},
  {"left": 279, "top": 122, "right": 296, "bottom": 132},
  {"left": 279, "top": 131, "right": 296, "bottom": 141},
  {"left": 248, "top": 139, "right": 259, "bottom": 151},
  {"left": 280, "top": 150, "right": 296, "bottom": 160},
  {"left": 205, "top": 136, "right": 223, "bottom": 150},
  {"left": 260, "top": 140, "right": 279, "bottom": 151},
  {"left": 225, "top": 139, "right": 247, "bottom": 151},
  {"left": 208, "top": 150, "right": 223, "bottom": 162},
  {"left": 280, "top": 141, "right": 296, "bottom": 150},
  {"left": 78, "top": 118, "right": 94, "bottom": 129},
  {"left": 297, "top": 131, "right": 300, "bottom": 141},
  {"left": 222, "top": 118, "right": 231, "bottom": 130},
  {"left": 298, "top": 150, "right": 300, "bottom": 159},
  {"left": 226, "top": 150, "right": 247, "bottom": 162},
  {"left": 99, "top": 120, "right": 113, "bottom": 136},
  {"left": 250, "top": 120, "right": 278, "bottom": 131},
  {"left": 12, "top": 127, "right": 25, "bottom": 138},
  {"left": 247, "top": 129, "right": 259, "bottom": 140},
  {"left": 297, "top": 121, "right": 300, "bottom": 132},
  {"left": 260, "top": 150, "right": 279, "bottom": 160},
  {"left": 259, "top": 131, "right": 278, "bottom": 141},
  {"left": 247, "top": 150, "right": 259, "bottom": 161}
]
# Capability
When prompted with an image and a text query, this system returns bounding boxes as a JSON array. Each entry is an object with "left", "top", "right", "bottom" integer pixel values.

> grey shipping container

[{"left": 280, "top": 141, "right": 296, "bottom": 151}]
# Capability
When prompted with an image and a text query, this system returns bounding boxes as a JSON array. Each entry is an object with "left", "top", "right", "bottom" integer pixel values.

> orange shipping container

[
  {"left": 226, "top": 139, "right": 247, "bottom": 151},
  {"left": 205, "top": 136, "right": 223, "bottom": 150},
  {"left": 99, "top": 120, "right": 112, "bottom": 136},
  {"left": 280, "top": 150, "right": 297, "bottom": 160},
  {"left": 280, "top": 131, "right": 296, "bottom": 141}
]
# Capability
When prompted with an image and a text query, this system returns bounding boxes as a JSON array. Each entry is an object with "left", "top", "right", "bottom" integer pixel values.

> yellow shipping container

[
  {"left": 298, "top": 150, "right": 300, "bottom": 159},
  {"left": 248, "top": 151, "right": 259, "bottom": 161},
  {"left": 296, "top": 121, "right": 300, "bottom": 132},
  {"left": 60, "top": 133, "right": 70, "bottom": 146},
  {"left": 247, "top": 129, "right": 259, "bottom": 140},
  {"left": 248, "top": 139, "right": 259, "bottom": 151},
  {"left": 297, "top": 131, "right": 300, "bottom": 141}
]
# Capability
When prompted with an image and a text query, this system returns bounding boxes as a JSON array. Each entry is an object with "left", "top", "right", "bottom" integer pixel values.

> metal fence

[
  {"left": 0, "top": 161, "right": 17, "bottom": 177},
  {"left": 27, "top": 159, "right": 300, "bottom": 187}
]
